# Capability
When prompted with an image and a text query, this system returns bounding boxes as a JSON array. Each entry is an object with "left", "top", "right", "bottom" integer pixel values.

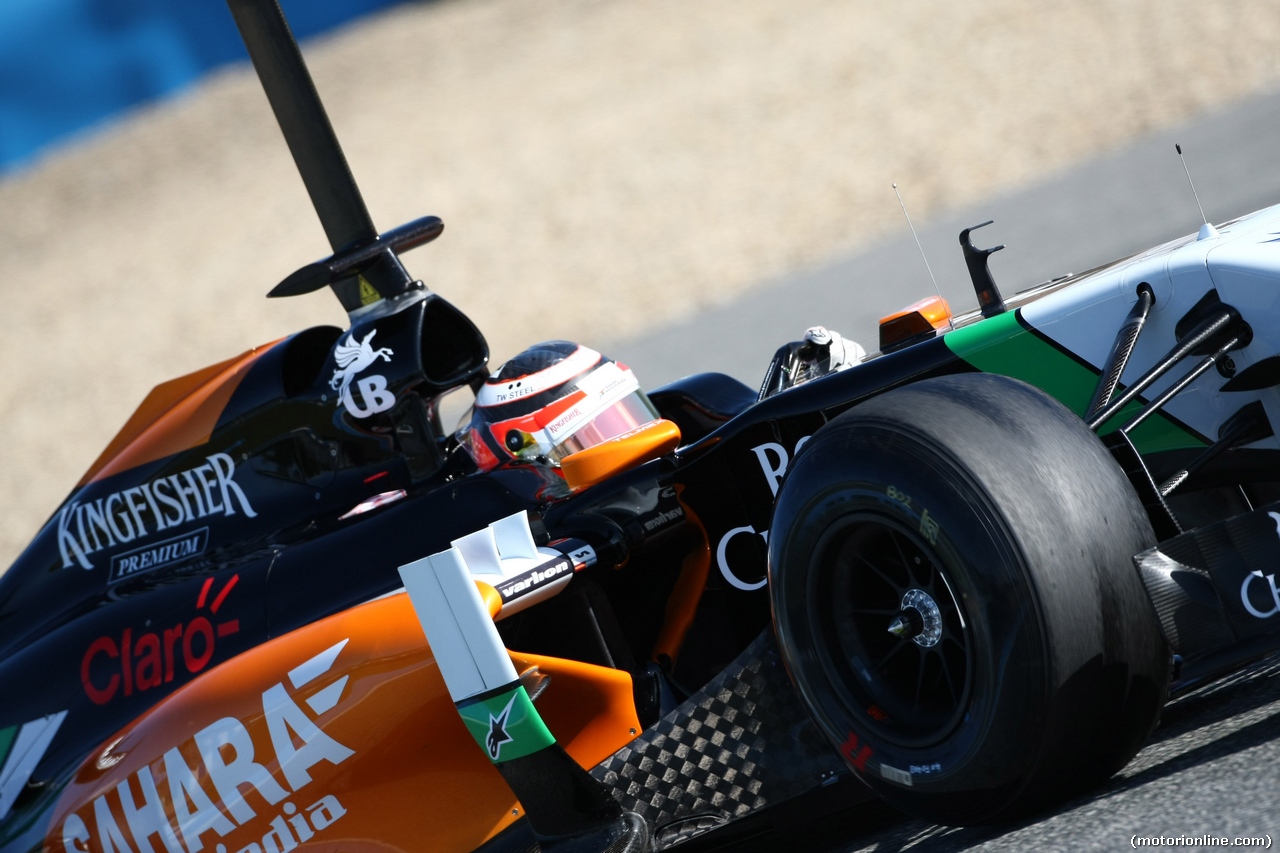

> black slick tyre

[{"left": 769, "top": 373, "right": 1168, "bottom": 824}]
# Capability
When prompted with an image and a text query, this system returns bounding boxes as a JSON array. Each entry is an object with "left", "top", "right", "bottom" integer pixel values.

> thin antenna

[
  {"left": 1175, "top": 144, "right": 1218, "bottom": 240},
  {"left": 893, "top": 183, "right": 952, "bottom": 329},
  {"left": 1176, "top": 144, "right": 1207, "bottom": 224}
]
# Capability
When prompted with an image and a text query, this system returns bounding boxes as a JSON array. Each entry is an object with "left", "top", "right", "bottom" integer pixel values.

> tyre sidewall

[{"left": 771, "top": 420, "right": 1055, "bottom": 815}]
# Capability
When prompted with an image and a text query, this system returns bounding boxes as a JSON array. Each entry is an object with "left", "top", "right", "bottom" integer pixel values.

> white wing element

[
  {"left": 398, "top": 511, "right": 595, "bottom": 703},
  {"left": 400, "top": 547, "right": 516, "bottom": 703},
  {"left": 450, "top": 512, "right": 590, "bottom": 618}
]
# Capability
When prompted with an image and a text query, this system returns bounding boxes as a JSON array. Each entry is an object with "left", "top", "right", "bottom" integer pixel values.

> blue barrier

[{"left": 0, "top": 0, "right": 405, "bottom": 173}]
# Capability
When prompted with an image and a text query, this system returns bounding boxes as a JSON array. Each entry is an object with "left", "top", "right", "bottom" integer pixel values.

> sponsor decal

[
  {"left": 476, "top": 345, "right": 602, "bottom": 407},
  {"left": 1241, "top": 570, "right": 1280, "bottom": 619},
  {"left": 918, "top": 509, "right": 939, "bottom": 546},
  {"left": 580, "top": 361, "right": 635, "bottom": 404},
  {"left": 329, "top": 330, "right": 395, "bottom": 417},
  {"left": 493, "top": 381, "right": 537, "bottom": 404},
  {"left": 642, "top": 506, "right": 684, "bottom": 533},
  {"left": 838, "top": 731, "right": 873, "bottom": 772},
  {"left": 485, "top": 694, "right": 516, "bottom": 760},
  {"left": 58, "top": 454, "right": 256, "bottom": 572},
  {"left": 1243, "top": 511, "right": 1280, "bottom": 619},
  {"left": 494, "top": 557, "right": 573, "bottom": 602},
  {"left": 111, "top": 529, "right": 209, "bottom": 582},
  {"left": 60, "top": 639, "right": 353, "bottom": 853},
  {"left": 0, "top": 711, "right": 68, "bottom": 821},
  {"left": 456, "top": 684, "right": 555, "bottom": 764},
  {"left": 748, "top": 437, "right": 811, "bottom": 499},
  {"left": 80, "top": 575, "right": 241, "bottom": 705},
  {"left": 482, "top": 392, "right": 586, "bottom": 458},
  {"left": 713, "top": 437, "right": 814, "bottom": 590},
  {"left": 544, "top": 406, "right": 585, "bottom": 441},
  {"left": 723, "top": 437, "right": 949, "bottom": 590},
  {"left": 879, "top": 764, "right": 912, "bottom": 787},
  {"left": 543, "top": 538, "right": 596, "bottom": 569},
  {"left": 541, "top": 362, "right": 639, "bottom": 443},
  {"left": 715, "top": 525, "right": 768, "bottom": 591}
]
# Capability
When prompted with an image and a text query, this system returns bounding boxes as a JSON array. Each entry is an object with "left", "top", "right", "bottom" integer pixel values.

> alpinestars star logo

[
  {"left": 486, "top": 693, "right": 516, "bottom": 760},
  {"left": 330, "top": 330, "right": 395, "bottom": 417}
]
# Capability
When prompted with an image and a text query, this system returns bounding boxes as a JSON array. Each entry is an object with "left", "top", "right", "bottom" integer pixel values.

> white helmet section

[
  {"left": 476, "top": 344, "right": 604, "bottom": 408},
  {"left": 464, "top": 341, "right": 657, "bottom": 470}
]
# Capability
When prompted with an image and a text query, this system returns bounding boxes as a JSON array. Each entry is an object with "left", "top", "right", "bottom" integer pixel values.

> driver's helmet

[{"left": 460, "top": 341, "right": 660, "bottom": 472}]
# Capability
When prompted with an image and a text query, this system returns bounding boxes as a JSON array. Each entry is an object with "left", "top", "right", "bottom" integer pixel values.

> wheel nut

[
  {"left": 887, "top": 608, "right": 924, "bottom": 639},
  {"left": 899, "top": 588, "right": 944, "bottom": 647}
]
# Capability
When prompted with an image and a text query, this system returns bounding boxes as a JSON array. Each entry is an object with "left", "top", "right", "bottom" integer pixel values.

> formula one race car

[{"left": 5, "top": 3, "right": 1280, "bottom": 852}]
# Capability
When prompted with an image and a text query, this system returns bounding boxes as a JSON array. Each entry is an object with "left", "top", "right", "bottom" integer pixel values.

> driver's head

[{"left": 460, "top": 341, "right": 659, "bottom": 471}]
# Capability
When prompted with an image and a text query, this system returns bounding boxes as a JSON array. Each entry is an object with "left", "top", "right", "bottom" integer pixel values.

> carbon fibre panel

[{"left": 590, "top": 630, "right": 855, "bottom": 849}]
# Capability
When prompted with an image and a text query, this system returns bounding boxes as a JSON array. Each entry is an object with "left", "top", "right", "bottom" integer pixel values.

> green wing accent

[
  {"left": 945, "top": 311, "right": 1206, "bottom": 452},
  {"left": 457, "top": 685, "right": 556, "bottom": 764}
]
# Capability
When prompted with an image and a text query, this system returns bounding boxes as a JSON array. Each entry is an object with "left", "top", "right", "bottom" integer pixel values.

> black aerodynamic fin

[
  {"left": 226, "top": 0, "right": 424, "bottom": 312},
  {"left": 959, "top": 220, "right": 1006, "bottom": 318}
]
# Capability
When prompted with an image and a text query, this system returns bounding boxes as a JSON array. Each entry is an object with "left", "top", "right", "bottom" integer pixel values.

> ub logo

[{"left": 330, "top": 330, "right": 395, "bottom": 417}]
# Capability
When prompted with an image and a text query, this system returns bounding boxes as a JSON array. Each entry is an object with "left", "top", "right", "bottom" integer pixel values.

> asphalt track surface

[{"left": 613, "top": 89, "right": 1280, "bottom": 852}]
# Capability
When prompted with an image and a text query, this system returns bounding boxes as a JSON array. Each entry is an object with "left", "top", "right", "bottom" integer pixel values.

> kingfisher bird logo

[{"left": 330, "top": 330, "right": 396, "bottom": 417}]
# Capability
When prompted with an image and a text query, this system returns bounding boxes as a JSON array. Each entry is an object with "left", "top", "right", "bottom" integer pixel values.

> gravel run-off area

[{"left": 4, "top": 0, "right": 1280, "bottom": 570}]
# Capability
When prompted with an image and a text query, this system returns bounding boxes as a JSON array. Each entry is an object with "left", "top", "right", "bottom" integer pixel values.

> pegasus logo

[
  {"left": 330, "top": 330, "right": 396, "bottom": 417},
  {"left": 330, "top": 330, "right": 393, "bottom": 393}
]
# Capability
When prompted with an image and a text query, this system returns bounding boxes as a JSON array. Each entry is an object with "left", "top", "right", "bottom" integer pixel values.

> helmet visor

[
  {"left": 465, "top": 360, "right": 660, "bottom": 469},
  {"left": 547, "top": 390, "right": 660, "bottom": 463}
]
